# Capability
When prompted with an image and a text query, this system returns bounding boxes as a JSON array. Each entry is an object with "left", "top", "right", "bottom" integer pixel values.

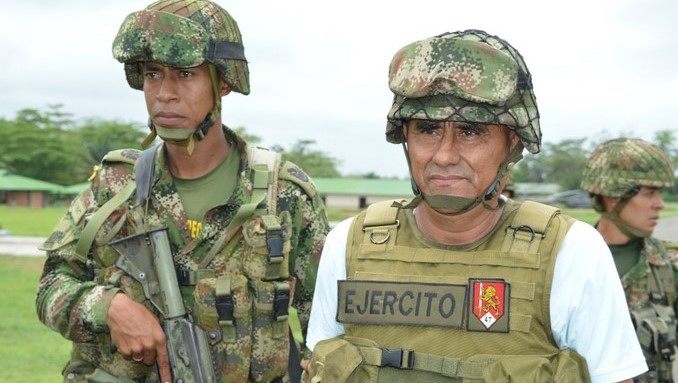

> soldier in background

[
  {"left": 581, "top": 138, "right": 678, "bottom": 383},
  {"left": 35, "top": 1, "right": 328, "bottom": 382},
  {"left": 304, "top": 30, "right": 646, "bottom": 382}
]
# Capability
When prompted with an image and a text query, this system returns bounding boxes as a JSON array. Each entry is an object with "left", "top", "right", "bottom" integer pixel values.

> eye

[
  {"left": 415, "top": 121, "right": 440, "bottom": 134},
  {"left": 456, "top": 122, "right": 485, "bottom": 137},
  {"left": 179, "top": 69, "right": 193, "bottom": 78}
]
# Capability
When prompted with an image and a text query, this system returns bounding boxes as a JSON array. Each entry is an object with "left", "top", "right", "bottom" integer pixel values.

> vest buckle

[{"left": 380, "top": 348, "right": 414, "bottom": 369}]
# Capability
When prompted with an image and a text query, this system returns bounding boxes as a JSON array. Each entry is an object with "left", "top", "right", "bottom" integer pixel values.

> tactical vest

[
  {"left": 309, "top": 199, "right": 590, "bottom": 383},
  {"left": 61, "top": 144, "right": 313, "bottom": 383},
  {"left": 624, "top": 237, "right": 677, "bottom": 383}
]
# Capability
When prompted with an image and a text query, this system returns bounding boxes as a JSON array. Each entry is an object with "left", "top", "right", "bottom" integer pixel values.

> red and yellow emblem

[{"left": 470, "top": 279, "right": 507, "bottom": 329}]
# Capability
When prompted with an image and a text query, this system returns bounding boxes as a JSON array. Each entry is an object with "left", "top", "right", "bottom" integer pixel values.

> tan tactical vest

[{"left": 309, "top": 199, "right": 590, "bottom": 383}]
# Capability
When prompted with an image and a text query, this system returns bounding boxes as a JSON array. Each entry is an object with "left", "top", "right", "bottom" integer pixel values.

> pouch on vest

[
  {"left": 309, "top": 336, "right": 376, "bottom": 383},
  {"left": 481, "top": 349, "right": 590, "bottom": 383}
]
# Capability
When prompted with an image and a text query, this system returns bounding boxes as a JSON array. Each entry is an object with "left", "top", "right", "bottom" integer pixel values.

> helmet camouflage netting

[
  {"left": 581, "top": 137, "right": 674, "bottom": 197},
  {"left": 112, "top": 0, "right": 250, "bottom": 95},
  {"left": 386, "top": 29, "right": 541, "bottom": 154}
]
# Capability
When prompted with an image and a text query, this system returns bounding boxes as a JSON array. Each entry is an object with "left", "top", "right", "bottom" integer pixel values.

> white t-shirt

[{"left": 307, "top": 217, "right": 648, "bottom": 383}]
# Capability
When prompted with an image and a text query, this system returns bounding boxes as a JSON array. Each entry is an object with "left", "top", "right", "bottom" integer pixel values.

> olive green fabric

[
  {"left": 609, "top": 238, "right": 643, "bottom": 277},
  {"left": 309, "top": 199, "right": 588, "bottom": 382},
  {"left": 173, "top": 144, "right": 240, "bottom": 220}
]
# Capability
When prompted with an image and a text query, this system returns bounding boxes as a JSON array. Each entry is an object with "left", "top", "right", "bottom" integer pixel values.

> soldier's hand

[
  {"left": 107, "top": 293, "right": 172, "bottom": 383},
  {"left": 301, "top": 359, "right": 311, "bottom": 383}
]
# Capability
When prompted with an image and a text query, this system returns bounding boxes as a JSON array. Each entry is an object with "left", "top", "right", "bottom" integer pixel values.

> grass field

[{"left": 0, "top": 255, "right": 71, "bottom": 382}]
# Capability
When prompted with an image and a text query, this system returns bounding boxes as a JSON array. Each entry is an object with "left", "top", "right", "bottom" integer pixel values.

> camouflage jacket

[
  {"left": 621, "top": 237, "right": 678, "bottom": 382},
  {"left": 622, "top": 237, "right": 678, "bottom": 311},
  {"left": 36, "top": 131, "right": 329, "bottom": 382}
]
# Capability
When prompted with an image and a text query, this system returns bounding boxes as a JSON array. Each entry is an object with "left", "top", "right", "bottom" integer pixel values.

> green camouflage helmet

[
  {"left": 386, "top": 29, "right": 541, "bottom": 154},
  {"left": 112, "top": 0, "right": 250, "bottom": 95},
  {"left": 581, "top": 138, "right": 674, "bottom": 197}
]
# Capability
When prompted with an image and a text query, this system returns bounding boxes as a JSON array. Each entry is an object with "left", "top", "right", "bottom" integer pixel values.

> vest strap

[
  {"left": 357, "top": 345, "right": 486, "bottom": 379},
  {"left": 501, "top": 201, "right": 559, "bottom": 255},
  {"left": 75, "top": 182, "right": 136, "bottom": 262},
  {"left": 216, "top": 275, "right": 234, "bottom": 326}
]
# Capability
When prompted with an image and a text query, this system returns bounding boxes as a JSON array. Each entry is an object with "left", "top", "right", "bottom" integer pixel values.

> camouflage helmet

[
  {"left": 581, "top": 137, "right": 674, "bottom": 197},
  {"left": 112, "top": 0, "right": 250, "bottom": 95},
  {"left": 386, "top": 29, "right": 540, "bottom": 154}
]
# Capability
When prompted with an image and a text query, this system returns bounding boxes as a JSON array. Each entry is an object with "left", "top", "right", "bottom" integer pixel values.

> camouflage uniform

[
  {"left": 582, "top": 138, "right": 676, "bottom": 382},
  {"left": 36, "top": 130, "right": 328, "bottom": 382},
  {"left": 35, "top": 1, "right": 328, "bottom": 381}
]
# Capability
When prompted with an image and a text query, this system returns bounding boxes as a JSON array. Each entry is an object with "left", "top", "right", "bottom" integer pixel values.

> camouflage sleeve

[
  {"left": 35, "top": 187, "right": 121, "bottom": 342},
  {"left": 36, "top": 156, "right": 136, "bottom": 342},
  {"left": 276, "top": 166, "right": 329, "bottom": 342}
]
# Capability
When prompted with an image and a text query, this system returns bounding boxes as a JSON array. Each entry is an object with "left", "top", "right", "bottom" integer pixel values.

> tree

[
  {"left": 272, "top": 139, "right": 341, "bottom": 178},
  {"left": 542, "top": 138, "right": 589, "bottom": 191},
  {"left": 0, "top": 108, "right": 86, "bottom": 185},
  {"left": 76, "top": 119, "right": 147, "bottom": 166}
]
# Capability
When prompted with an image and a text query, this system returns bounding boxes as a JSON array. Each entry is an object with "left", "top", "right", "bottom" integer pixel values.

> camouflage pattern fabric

[
  {"left": 621, "top": 237, "right": 678, "bottom": 382},
  {"left": 385, "top": 29, "right": 541, "bottom": 154},
  {"left": 36, "top": 129, "right": 328, "bottom": 382},
  {"left": 112, "top": 0, "right": 250, "bottom": 95},
  {"left": 581, "top": 138, "right": 674, "bottom": 198}
]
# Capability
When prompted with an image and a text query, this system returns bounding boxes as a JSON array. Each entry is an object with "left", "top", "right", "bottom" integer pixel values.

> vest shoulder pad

[
  {"left": 102, "top": 148, "right": 141, "bottom": 165},
  {"left": 279, "top": 160, "right": 319, "bottom": 199}
]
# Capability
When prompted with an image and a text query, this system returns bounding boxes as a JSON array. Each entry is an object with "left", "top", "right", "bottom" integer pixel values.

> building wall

[
  {"left": 323, "top": 194, "right": 411, "bottom": 209},
  {"left": 4, "top": 191, "right": 45, "bottom": 208}
]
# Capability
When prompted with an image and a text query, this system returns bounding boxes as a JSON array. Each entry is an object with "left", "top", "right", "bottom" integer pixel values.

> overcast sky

[{"left": 2, "top": 0, "right": 677, "bottom": 178}]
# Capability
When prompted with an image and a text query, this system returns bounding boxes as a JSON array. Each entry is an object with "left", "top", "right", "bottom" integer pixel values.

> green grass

[
  {"left": 0, "top": 255, "right": 71, "bottom": 382},
  {"left": 0, "top": 206, "right": 67, "bottom": 236}
]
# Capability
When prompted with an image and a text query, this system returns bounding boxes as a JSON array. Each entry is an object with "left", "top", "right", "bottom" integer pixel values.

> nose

[
  {"left": 156, "top": 73, "right": 178, "bottom": 103},
  {"left": 431, "top": 125, "right": 461, "bottom": 167},
  {"left": 653, "top": 193, "right": 665, "bottom": 210}
]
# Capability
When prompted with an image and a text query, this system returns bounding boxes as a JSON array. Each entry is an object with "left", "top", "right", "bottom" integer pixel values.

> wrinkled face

[
  {"left": 618, "top": 186, "right": 665, "bottom": 234},
  {"left": 143, "top": 62, "right": 215, "bottom": 130},
  {"left": 404, "top": 120, "right": 518, "bottom": 199}
]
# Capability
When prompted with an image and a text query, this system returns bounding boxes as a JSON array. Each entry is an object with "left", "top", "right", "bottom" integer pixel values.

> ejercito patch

[
  {"left": 337, "top": 280, "right": 468, "bottom": 328},
  {"left": 467, "top": 279, "right": 510, "bottom": 333}
]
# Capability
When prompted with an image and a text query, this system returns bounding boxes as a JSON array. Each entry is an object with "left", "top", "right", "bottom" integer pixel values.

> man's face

[
  {"left": 618, "top": 186, "right": 665, "bottom": 234},
  {"left": 403, "top": 120, "right": 518, "bottom": 200},
  {"left": 143, "top": 62, "right": 215, "bottom": 130}
]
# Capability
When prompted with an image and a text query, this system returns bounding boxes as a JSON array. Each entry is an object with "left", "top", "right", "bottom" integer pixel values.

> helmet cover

[
  {"left": 386, "top": 29, "right": 540, "bottom": 154},
  {"left": 112, "top": 0, "right": 250, "bottom": 94},
  {"left": 581, "top": 137, "right": 674, "bottom": 197}
]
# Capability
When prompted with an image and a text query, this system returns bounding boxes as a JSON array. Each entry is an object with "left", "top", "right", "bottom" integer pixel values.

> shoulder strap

[
  {"left": 500, "top": 200, "right": 561, "bottom": 255},
  {"left": 198, "top": 146, "right": 282, "bottom": 269},
  {"left": 135, "top": 145, "right": 160, "bottom": 208},
  {"left": 73, "top": 149, "right": 146, "bottom": 261}
]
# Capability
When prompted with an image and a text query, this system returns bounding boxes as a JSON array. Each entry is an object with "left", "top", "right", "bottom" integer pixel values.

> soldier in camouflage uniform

[
  {"left": 35, "top": 1, "right": 329, "bottom": 382},
  {"left": 304, "top": 30, "right": 646, "bottom": 383},
  {"left": 581, "top": 138, "right": 677, "bottom": 383}
]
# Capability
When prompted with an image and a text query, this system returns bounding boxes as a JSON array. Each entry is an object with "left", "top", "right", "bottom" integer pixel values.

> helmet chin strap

[
  {"left": 394, "top": 141, "right": 524, "bottom": 216},
  {"left": 141, "top": 63, "right": 222, "bottom": 155},
  {"left": 602, "top": 193, "right": 651, "bottom": 239}
]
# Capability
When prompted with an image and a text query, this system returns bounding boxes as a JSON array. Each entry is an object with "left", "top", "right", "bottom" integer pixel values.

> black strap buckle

[
  {"left": 216, "top": 294, "right": 234, "bottom": 323},
  {"left": 273, "top": 287, "right": 290, "bottom": 320},
  {"left": 267, "top": 228, "right": 284, "bottom": 262},
  {"left": 380, "top": 348, "right": 414, "bottom": 369}
]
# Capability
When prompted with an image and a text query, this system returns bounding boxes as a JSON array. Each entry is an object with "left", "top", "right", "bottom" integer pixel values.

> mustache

[{"left": 424, "top": 165, "right": 472, "bottom": 179}]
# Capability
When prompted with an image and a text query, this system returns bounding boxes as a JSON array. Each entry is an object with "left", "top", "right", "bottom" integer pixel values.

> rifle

[{"left": 110, "top": 227, "right": 216, "bottom": 383}]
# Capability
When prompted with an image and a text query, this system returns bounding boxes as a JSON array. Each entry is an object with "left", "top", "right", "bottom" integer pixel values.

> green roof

[
  {"left": 314, "top": 177, "right": 412, "bottom": 197},
  {"left": 60, "top": 182, "right": 90, "bottom": 195},
  {"left": 0, "top": 169, "right": 63, "bottom": 192}
]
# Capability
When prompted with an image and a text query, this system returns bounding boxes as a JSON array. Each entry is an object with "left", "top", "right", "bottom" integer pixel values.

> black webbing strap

[{"left": 135, "top": 145, "right": 159, "bottom": 208}]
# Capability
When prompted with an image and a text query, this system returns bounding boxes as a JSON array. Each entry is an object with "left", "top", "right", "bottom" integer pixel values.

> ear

[
  {"left": 601, "top": 196, "right": 620, "bottom": 212},
  {"left": 220, "top": 79, "right": 231, "bottom": 97}
]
